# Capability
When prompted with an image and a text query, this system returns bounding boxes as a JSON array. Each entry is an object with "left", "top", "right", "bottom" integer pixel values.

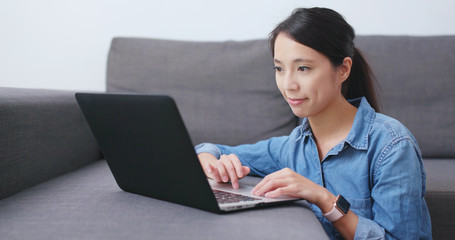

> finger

[
  {"left": 206, "top": 163, "right": 222, "bottom": 183},
  {"left": 252, "top": 176, "right": 271, "bottom": 195},
  {"left": 264, "top": 186, "right": 293, "bottom": 198},
  {"left": 253, "top": 178, "right": 288, "bottom": 197},
  {"left": 203, "top": 162, "right": 213, "bottom": 177},
  {"left": 215, "top": 161, "right": 229, "bottom": 183},
  {"left": 228, "top": 154, "right": 246, "bottom": 178},
  {"left": 252, "top": 168, "right": 293, "bottom": 194},
  {"left": 242, "top": 166, "right": 250, "bottom": 176},
  {"left": 222, "top": 159, "right": 239, "bottom": 189},
  {"left": 252, "top": 172, "right": 282, "bottom": 194}
]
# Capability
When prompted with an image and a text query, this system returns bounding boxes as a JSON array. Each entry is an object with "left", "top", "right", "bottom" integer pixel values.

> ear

[{"left": 337, "top": 57, "right": 352, "bottom": 83}]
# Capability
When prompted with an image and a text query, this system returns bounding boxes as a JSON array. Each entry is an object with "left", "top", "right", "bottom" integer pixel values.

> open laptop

[{"left": 75, "top": 93, "right": 300, "bottom": 213}]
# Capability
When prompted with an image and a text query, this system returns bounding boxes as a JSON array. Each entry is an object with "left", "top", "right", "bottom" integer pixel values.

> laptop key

[{"left": 213, "top": 189, "right": 261, "bottom": 204}]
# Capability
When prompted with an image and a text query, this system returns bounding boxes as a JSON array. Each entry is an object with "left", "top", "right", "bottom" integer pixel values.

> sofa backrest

[
  {"left": 106, "top": 38, "right": 298, "bottom": 146},
  {"left": 106, "top": 36, "right": 454, "bottom": 158},
  {"left": 355, "top": 36, "right": 455, "bottom": 158}
]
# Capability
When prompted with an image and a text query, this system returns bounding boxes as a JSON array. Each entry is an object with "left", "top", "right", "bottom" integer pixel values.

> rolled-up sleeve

[
  {"left": 354, "top": 216, "right": 385, "bottom": 239},
  {"left": 195, "top": 143, "right": 222, "bottom": 159}
]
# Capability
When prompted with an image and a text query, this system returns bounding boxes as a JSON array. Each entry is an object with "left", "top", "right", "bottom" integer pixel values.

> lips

[{"left": 287, "top": 98, "right": 308, "bottom": 106}]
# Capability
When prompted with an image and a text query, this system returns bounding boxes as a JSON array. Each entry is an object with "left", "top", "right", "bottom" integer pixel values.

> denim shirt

[{"left": 195, "top": 97, "right": 432, "bottom": 239}]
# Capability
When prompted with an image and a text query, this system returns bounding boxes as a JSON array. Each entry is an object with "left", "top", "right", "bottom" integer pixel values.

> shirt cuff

[
  {"left": 354, "top": 216, "right": 385, "bottom": 240},
  {"left": 194, "top": 143, "right": 222, "bottom": 159}
]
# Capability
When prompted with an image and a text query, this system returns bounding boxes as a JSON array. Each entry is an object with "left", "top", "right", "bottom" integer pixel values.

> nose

[{"left": 283, "top": 72, "right": 299, "bottom": 92}]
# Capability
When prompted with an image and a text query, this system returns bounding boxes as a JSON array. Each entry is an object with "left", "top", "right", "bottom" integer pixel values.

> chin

[{"left": 290, "top": 107, "right": 310, "bottom": 119}]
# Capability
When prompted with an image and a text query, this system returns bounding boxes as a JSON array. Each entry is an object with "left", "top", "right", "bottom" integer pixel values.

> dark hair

[{"left": 269, "top": 8, "right": 381, "bottom": 112}]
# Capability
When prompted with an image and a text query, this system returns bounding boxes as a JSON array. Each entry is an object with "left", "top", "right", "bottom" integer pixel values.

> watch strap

[{"left": 323, "top": 195, "right": 348, "bottom": 222}]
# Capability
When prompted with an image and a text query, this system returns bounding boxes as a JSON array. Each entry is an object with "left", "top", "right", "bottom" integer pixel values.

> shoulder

[
  {"left": 350, "top": 97, "right": 420, "bottom": 153},
  {"left": 369, "top": 113, "right": 419, "bottom": 148},
  {"left": 368, "top": 113, "right": 424, "bottom": 177}
]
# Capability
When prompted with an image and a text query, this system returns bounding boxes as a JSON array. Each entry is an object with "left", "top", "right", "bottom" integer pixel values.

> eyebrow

[{"left": 273, "top": 58, "right": 313, "bottom": 64}]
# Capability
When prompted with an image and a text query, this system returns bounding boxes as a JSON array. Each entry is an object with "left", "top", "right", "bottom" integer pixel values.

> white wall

[{"left": 1, "top": 0, "right": 454, "bottom": 92}]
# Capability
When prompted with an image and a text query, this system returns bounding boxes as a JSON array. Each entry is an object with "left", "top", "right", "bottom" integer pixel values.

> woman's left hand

[{"left": 251, "top": 168, "right": 332, "bottom": 205}]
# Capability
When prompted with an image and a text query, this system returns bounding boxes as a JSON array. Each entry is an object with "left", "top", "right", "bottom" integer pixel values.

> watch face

[{"left": 336, "top": 195, "right": 351, "bottom": 215}]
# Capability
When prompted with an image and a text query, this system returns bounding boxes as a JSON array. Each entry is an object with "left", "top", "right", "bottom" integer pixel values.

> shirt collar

[
  {"left": 344, "top": 97, "right": 375, "bottom": 150},
  {"left": 297, "top": 97, "right": 375, "bottom": 151},
  {"left": 297, "top": 118, "right": 312, "bottom": 141}
]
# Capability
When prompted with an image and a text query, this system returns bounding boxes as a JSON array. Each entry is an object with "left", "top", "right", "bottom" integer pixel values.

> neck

[{"left": 308, "top": 96, "right": 357, "bottom": 151}]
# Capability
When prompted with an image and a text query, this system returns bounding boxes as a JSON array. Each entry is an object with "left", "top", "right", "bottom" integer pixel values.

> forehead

[{"left": 274, "top": 33, "right": 327, "bottom": 63}]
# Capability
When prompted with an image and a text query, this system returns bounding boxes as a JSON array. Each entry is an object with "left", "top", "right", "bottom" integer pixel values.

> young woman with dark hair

[{"left": 196, "top": 8, "right": 432, "bottom": 239}]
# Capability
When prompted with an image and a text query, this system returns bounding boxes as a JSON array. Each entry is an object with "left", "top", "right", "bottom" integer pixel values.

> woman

[{"left": 196, "top": 8, "right": 432, "bottom": 239}]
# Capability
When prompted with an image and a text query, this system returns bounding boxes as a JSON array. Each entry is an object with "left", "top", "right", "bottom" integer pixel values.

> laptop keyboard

[{"left": 213, "top": 189, "right": 261, "bottom": 204}]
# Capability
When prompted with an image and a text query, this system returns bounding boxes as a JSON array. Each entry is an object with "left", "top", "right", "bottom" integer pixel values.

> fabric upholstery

[
  {"left": 106, "top": 38, "right": 297, "bottom": 146},
  {"left": 0, "top": 87, "right": 101, "bottom": 199},
  {"left": 423, "top": 159, "right": 455, "bottom": 239},
  {"left": 0, "top": 160, "right": 328, "bottom": 240},
  {"left": 355, "top": 36, "right": 455, "bottom": 158},
  {"left": 424, "top": 159, "right": 455, "bottom": 192}
]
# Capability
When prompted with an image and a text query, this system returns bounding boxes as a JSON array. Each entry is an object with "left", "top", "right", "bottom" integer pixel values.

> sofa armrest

[{"left": 0, "top": 87, "right": 101, "bottom": 199}]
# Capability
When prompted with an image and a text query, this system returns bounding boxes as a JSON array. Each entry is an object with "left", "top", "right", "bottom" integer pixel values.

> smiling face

[{"left": 273, "top": 33, "right": 348, "bottom": 118}]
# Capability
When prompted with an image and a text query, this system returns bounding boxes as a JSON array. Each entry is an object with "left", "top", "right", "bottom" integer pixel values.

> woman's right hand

[{"left": 198, "top": 153, "right": 250, "bottom": 189}]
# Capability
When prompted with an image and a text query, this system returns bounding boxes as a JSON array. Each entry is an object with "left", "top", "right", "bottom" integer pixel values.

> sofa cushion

[
  {"left": 355, "top": 36, "right": 455, "bottom": 158},
  {"left": 0, "top": 160, "right": 328, "bottom": 239},
  {"left": 106, "top": 38, "right": 297, "bottom": 146},
  {"left": 423, "top": 159, "right": 455, "bottom": 239},
  {"left": 0, "top": 87, "right": 101, "bottom": 199}
]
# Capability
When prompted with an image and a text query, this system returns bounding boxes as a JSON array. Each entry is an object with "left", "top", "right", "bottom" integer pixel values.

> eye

[
  {"left": 273, "top": 66, "right": 283, "bottom": 72},
  {"left": 298, "top": 66, "right": 310, "bottom": 71}
]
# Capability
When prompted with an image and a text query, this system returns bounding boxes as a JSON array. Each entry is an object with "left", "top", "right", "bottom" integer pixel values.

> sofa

[{"left": 1, "top": 35, "right": 454, "bottom": 239}]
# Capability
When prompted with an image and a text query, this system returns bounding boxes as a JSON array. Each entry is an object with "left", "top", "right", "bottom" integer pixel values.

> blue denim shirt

[{"left": 195, "top": 97, "right": 432, "bottom": 239}]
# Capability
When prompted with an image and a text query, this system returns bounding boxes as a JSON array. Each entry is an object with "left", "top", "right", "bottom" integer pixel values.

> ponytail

[{"left": 342, "top": 48, "right": 381, "bottom": 112}]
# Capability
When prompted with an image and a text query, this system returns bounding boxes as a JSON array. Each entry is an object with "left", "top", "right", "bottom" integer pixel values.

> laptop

[{"left": 75, "top": 93, "right": 300, "bottom": 213}]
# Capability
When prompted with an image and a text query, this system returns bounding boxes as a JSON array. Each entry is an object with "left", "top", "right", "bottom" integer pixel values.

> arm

[
  {"left": 354, "top": 138, "right": 428, "bottom": 239},
  {"left": 195, "top": 135, "right": 292, "bottom": 188},
  {"left": 251, "top": 138, "right": 428, "bottom": 239},
  {"left": 251, "top": 168, "right": 359, "bottom": 239}
]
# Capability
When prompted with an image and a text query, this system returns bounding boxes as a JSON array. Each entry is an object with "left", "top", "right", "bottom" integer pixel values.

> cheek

[
  {"left": 275, "top": 75, "right": 285, "bottom": 95},
  {"left": 298, "top": 77, "right": 317, "bottom": 97},
  {"left": 312, "top": 72, "right": 338, "bottom": 94}
]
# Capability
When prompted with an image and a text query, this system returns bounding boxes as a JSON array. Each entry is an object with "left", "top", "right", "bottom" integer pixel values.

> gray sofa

[{"left": 1, "top": 36, "right": 454, "bottom": 239}]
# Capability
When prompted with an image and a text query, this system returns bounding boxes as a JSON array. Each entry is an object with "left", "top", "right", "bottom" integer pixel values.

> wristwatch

[{"left": 323, "top": 195, "right": 350, "bottom": 222}]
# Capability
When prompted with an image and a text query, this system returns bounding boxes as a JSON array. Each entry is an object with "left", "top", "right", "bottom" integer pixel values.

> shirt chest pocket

[{"left": 346, "top": 197, "right": 373, "bottom": 219}]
